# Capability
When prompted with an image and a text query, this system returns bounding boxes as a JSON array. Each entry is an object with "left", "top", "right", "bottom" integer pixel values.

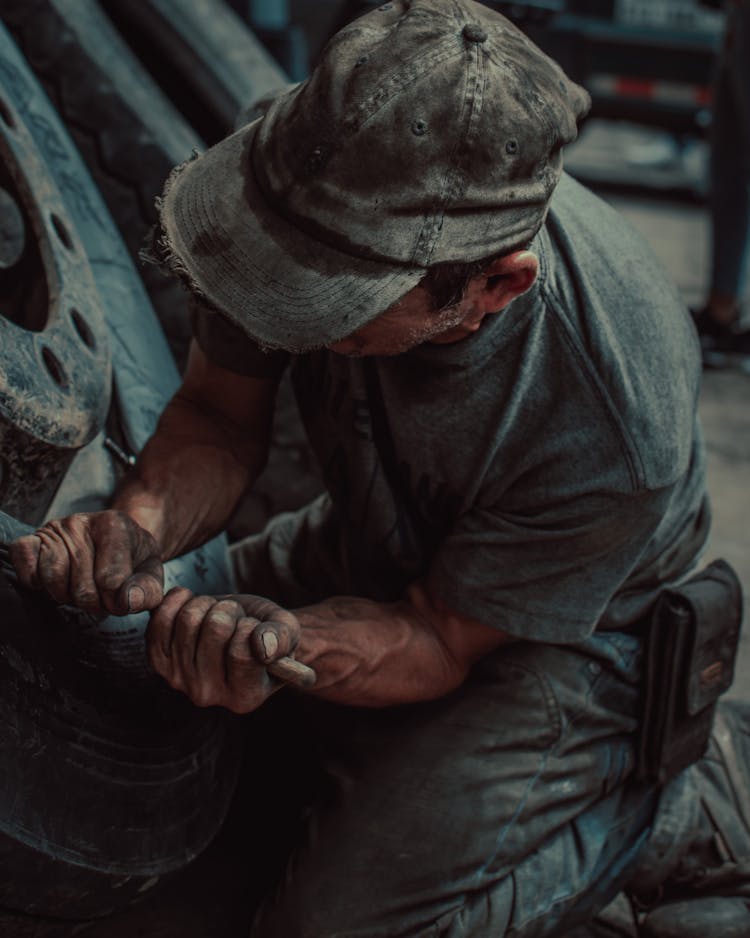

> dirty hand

[
  {"left": 146, "top": 589, "right": 302, "bottom": 713},
  {"left": 9, "top": 510, "right": 163, "bottom": 616}
]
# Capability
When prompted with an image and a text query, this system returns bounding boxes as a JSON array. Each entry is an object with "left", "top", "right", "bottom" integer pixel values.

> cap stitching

[
  {"left": 448, "top": 0, "right": 469, "bottom": 27},
  {"left": 249, "top": 47, "right": 463, "bottom": 263},
  {"left": 415, "top": 38, "right": 486, "bottom": 265},
  {"left": 342, "top": 36, "right": 461, "bottom": 137}
]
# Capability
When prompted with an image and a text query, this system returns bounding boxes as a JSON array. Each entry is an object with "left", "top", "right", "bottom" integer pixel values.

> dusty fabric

[
  {"left": 232, "top": 571, "right": 659, "bottom": 936},
  {"left": 223, "top": 174, "right": 709, "bottom": 644}
]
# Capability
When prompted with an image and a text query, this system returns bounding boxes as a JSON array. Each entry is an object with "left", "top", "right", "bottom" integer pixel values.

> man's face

[{"left": 327, "top": 283, "right": 485, "bottom": 357}]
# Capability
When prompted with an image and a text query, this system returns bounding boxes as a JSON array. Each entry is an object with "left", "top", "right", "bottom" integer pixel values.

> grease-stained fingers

[
  {"left": 94, "top": 515, "right": 143, "bottom": 615},
  {"left": 248, "top": 616, "right": 299, "bottom": 665},
  {"left": 146, "top": 586, "right": 194, "bottom": 678},
  {"left": 234, "top": 594, "right": 299, "bottom": 633},
  {"left": 9, "top": 535, "right": 42, "bottom": 589},
  {"left": 194, "top": 598, "right": 245, "bottom": 683},
  {"left": 225, "top": 617, "right": 273, "bottom": 707},
  {"left": 92, "top": 513, "right": 134, "bottom": 599},
  {"left": 171, "top": 594, "right": 219, "bottom": 680},
  {"left": 36, "top": 524, "right": 73, "bottom": 604},
  {"left": 148, "top": 595, "right": 302, "bottom": 713},
  {"left": 65, "top": 517, "right": 100, "bottom": 610},
  {"left": 115, "top": 553, "right": 165, "bottom": 615},
  {"left": 187, "top": 602, "right": 242, "bottom": 708},
  {"left": 267, "top": 657, "right": 317, "bottom": 689}
]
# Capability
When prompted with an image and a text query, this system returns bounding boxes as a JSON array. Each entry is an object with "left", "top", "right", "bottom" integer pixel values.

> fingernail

[
  {"left": 261, "top": 630, "right": 278, "bottom": 659},
  {"left": 128, "top": 586, "right": 145, "bottom": 612}
]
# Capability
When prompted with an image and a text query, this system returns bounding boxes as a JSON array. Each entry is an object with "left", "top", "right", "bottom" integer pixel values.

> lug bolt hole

[
  {"left": 50, "top": 213, "right": 73, "bottom": 251},
  {"left": 42, "top": 346, "right": 68, "bottom": 388},
  {"left": 0, "top": 97, "right": 15, "bottom": 129},
  {"left": 71, "top": 309, "right": 96, "bottom": 350}
]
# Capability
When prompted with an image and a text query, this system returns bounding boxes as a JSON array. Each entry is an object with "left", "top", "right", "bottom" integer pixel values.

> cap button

[{"left": 462, "top": 23, "right": 488, "bottom": 44}]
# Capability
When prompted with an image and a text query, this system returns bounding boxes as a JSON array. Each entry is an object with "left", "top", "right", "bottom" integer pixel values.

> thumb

[
  {"left": 116, "top": 554, "right": 164, "bottom": 614},
  {"left": 248, "top": 617, "right": 299, "bottom": 664}
]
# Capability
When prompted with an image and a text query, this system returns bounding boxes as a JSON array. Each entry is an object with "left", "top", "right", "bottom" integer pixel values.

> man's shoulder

[
  {"left": 540, "top": 175, "right": 701, "bottom": 491},
  {"left": 547, "top": 173, "right": 648, "bottom": 258}
]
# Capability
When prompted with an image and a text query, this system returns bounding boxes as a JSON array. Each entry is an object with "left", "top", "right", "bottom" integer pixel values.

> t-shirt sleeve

[
  {"left": 190, "top": 298, "right": 290, "bottom": 379},
  {"left": 426, "top": 486, "right": 675, "bottom": 643}
]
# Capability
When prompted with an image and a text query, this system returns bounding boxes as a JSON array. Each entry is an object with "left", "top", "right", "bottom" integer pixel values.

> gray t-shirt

[{"left": 195, "top": 174, "right": 709, "bottom": 643}]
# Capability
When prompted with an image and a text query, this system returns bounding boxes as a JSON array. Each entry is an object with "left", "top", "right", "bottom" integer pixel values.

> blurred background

[{"left": 0, "top": 1, "right": 748, "bottom": 935}]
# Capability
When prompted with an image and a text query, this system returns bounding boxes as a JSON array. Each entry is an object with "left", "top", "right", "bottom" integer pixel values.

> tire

[
  {"left": 1, "top": 0, "right": 202, "bottom": 367},
  {"left": 100, "top": 0, "right": 289, "bottom": 144},
  {"left": 0, "top": 562, "right": 241, "bottom": 921},
  {"left": 2, "top": 0, "right": 287, "bottom": 365},
  {"left": 0, "top": 23, "right": 240, "bottom": 921},
  {"left": 3, "top": 0, "right": 324, "bottom": 528}
]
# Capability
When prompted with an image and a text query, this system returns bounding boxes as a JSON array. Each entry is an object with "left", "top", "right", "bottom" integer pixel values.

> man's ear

[{"left": 473, "top": 251, "right": 539, "bottom": 312}]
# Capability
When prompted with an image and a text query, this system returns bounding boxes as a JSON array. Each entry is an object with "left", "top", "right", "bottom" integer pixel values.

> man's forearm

[
  {"left": 293, "top": 586, "right": 508, "bottom": 707},
  {"left": 140, "top": 582, "right": 509, "bottom": 712},
  {"left": 113, "top": 392, "right": 268, "bottom": 560}
]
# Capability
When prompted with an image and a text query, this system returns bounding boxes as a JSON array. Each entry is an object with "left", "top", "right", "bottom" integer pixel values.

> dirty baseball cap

[{"left": 154, "top": 0, "right": 590, "bottom": 352}]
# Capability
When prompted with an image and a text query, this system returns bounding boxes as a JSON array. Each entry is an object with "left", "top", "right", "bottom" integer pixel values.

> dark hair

[
  {"left": 420, "top": 258, "right": 492, "bottom": 311},
  {"left": 420, "top": 240, "right": 533, "bottom": 311}
]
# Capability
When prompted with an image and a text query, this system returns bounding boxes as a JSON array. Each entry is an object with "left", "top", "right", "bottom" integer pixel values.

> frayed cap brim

[{"left": 155, "top": 121, "right": 425, "bottom": 353}]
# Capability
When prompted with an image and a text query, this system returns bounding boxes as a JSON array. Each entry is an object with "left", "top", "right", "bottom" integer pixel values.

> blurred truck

[
  {"left": 493, "top": 0, "right": 726, "bottom": 135},
  {"left": 330, "top": 0, "right": 726, "bottom": 136}
]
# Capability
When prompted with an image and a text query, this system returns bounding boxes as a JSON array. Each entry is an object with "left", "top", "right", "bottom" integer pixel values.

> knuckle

[
  {"left": 41, "top": 518, "right": 65, "bottom": 538},
  {"left": 67, "top": 544, "right": 87, "bottom": 566},
  {"left": 38, "top": 547, "right": 65, "bottom": 569},
  {"left": 176, "top": 602, "right": 210, "bottom": 632},
  {"left": 38, "top": 560, "right": 68, "bottom": 583},
  {"left": 72, "top": 589, "right": 98, "bottom": 608},
  {"left": 10, "top": 535, "right": 35, "bottom": 557},
  {"left": 65, "top": 514, "right": 87, "bottom": 535},
  {"left": 96, "top": 557, "right": 126, "bottom": 584},
  {"left": 99, "top": 511, "right": 122, "bottom": 532},
  {"left": 227, "top": 644, "right": 253, "bottom": 668},
  {"left": 97, "top": 572, "right": 125, "bottom": 592},
  {"left": 214, "top": 598, "right": 244, "bottom": 617},
  {"left": 162, "top": 586, "right": 192, "bottom": 609},
  {"left": 276, "top": 618, "right": 298, "bottom": 641},
  {"left": 204, "top": 609, "right": 237, "bottom": 635},
  {"left": 167, "top": 672, "right": 185, "bottom": 693},
  {"left": 38, "top": 540, "right": 63, "bottom": 571},
  {"left": 191, "top": 684, "right": 218, "bottom": 709}
]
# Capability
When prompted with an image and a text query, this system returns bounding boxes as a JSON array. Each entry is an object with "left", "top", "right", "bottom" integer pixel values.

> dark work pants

[{"left": 231, "top": 513, "right": 685, "bottom": 937}]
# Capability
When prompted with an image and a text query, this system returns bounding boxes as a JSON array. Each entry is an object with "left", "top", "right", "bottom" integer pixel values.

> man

[{"left": 10, "top": 1, "right": 749, "bottom": 935}]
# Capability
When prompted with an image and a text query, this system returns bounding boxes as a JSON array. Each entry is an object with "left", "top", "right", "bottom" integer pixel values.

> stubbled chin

[{"left": 429, "top": 326, "right": 476, "bottom": 345}]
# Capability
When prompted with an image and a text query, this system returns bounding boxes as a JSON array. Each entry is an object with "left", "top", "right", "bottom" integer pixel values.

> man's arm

[
  {"left": 293, "top": 583, "right": 510, "bottom": 706},
  {"left": 145, "top": 581, "right": 512, "bottom": 712},
  {"left": 115, "top": 339, "right": 277, "bottom": 558},
  {"left": 10, "top": 341, "right": 279, "bottom": 615}
]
